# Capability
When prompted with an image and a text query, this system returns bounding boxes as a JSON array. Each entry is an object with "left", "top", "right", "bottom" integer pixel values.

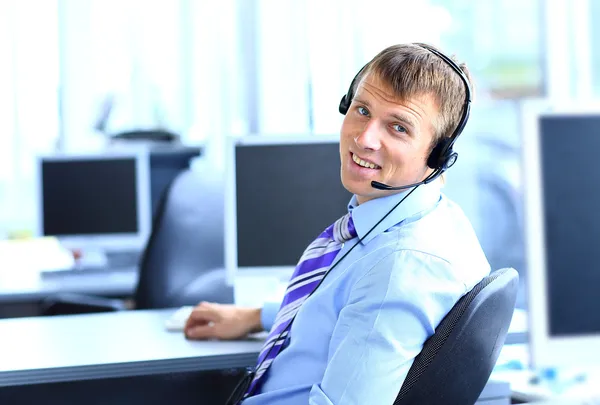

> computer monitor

[
  {"left": 523, "top": 108, "right": 600, "bottom": 368},
  {"left": 225, "top": 136, "right": 352, "bottom": 285},
  {"left": 36, "top": 152, "right": 151, "bottom": 252}
]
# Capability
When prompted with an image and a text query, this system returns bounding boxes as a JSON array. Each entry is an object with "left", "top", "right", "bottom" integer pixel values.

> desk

[
  {"left": 493, "top": 369, "right": 600, "bottom": 404},
  {"left": 0, "top": 308, "right": 258, "bottom": 404},
  {"left": 0, "top": 308, "right": 510, "bottom": 404},
  {"left": 0, "top": 308, "right": 262, "bottom": 387},
  {"left": 0, "top": 268, "right": 138, "bottom": 318}
]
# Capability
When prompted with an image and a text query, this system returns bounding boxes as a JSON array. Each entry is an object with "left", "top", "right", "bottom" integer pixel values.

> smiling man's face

[{"left": 339, "top": 73, "right": 440, "bottom": 204}]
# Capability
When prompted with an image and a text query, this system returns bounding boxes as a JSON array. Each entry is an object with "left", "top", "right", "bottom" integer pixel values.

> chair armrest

[{"left": 40, "top": 292, "right": 128, "bottom": 316}]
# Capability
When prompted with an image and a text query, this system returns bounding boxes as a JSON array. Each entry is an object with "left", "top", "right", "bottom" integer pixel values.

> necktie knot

[{"left": 331, "top": 212, "right": 357, "bottom": 244}]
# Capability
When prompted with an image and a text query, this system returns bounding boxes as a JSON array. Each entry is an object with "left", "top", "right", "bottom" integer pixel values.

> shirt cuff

[{"left": 261, "top": 301, "right": 281, "bottom": 331}]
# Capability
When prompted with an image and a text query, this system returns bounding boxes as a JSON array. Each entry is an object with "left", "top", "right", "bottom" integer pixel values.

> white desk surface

[
  {"left": 494, "top": 368, "right": 600, "bottom": 404},
  {"left": 0, "top": 308, "right": 262, "bottom": 387}
]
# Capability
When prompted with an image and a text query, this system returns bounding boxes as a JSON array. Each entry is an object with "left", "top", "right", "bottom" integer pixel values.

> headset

[
  {"left": 339, "top": 42, "right": 472, "bottom": 191},
  {"left": 226, "top": 43, "right": 472, "bottom": 404}
]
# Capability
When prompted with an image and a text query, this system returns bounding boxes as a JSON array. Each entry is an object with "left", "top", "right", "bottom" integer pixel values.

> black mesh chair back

[{"left": 394, "top": 267, "right": 519, "bottom": 405}]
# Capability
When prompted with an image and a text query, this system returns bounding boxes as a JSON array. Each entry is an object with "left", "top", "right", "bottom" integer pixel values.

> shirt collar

[{"left": 347, "top": 180, "right": 442, "bottom": 245}]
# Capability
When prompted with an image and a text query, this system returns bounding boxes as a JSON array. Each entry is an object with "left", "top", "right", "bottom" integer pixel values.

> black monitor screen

[
  {"left": 42, "top": 158, "right": 138, "bottom": 236},
  {"left": 540, "top": 114, "right": 600, "bottom": 336},
  {"left": 235, "top": 142, "right": 352, "bottom": 267}
]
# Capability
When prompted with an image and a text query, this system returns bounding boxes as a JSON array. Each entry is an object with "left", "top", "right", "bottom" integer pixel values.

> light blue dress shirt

[{"left": 243, "top": 181, "right": 491, "bottom": 405}]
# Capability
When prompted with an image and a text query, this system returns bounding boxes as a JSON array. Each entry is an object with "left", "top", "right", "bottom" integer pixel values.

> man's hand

[{"left": 184, "top": 302, "right": 264, "bottom": 340}]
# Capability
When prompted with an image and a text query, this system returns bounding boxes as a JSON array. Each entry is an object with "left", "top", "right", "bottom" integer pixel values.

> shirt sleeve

[
  {"left": 308, "top": 249, "right": 469, "bottom": 405},
  {"left": 261, "top": 301, "right": 282, "bottom": 331}
]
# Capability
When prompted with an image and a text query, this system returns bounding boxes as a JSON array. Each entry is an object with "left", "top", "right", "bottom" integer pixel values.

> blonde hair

[{"left": 353, "top": 43, "right": 473, "bottom": 149}]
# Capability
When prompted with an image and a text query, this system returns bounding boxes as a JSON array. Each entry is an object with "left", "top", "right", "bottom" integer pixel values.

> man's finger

[
  {"left": 184, "top": 316, "right": 208, "bottom": 332},
  {"left": 185, "top": 308, "right": 212, "bottom": 331},
  {"left": 185, "top": 324, "right": 216, "bottom": 340},
  {"left": 188, "top": 307, "right": 221, "bottom": 322}
]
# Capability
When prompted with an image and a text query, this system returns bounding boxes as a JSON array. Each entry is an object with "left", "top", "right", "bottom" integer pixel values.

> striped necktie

[{"left": 244, "top": 212, "right": 358, "bottom": 398}]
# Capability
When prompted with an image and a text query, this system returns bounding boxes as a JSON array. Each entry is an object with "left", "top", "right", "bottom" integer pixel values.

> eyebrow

[{"left": 353, "top": 97, "right": 419, "bottom": 131}]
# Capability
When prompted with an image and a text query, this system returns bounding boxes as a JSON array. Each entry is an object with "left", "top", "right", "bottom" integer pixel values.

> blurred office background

[{"left": 0, "top": 0, "right": 599, "bottom": 309}]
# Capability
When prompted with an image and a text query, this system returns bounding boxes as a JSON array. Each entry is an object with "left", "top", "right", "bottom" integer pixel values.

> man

[{"left": 185, "top": 43, "right": 490, "bottom": 404}]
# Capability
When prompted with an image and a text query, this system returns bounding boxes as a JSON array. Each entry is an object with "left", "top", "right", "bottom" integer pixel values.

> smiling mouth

[{"left": 351, "top": 152, "right": 381, "bottom": 170}]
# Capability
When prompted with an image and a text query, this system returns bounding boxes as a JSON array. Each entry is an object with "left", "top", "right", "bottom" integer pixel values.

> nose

[{"left": 354, "top": 120, "right": 382, "bottom": 151}]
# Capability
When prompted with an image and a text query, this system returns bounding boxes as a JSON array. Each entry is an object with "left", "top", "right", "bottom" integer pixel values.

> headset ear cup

[
  {"left": 427, "top": 142, "right": 444, "bottom": 169},
  {"left": 339, "top": 95, "right": 349, "bottom": 115},
  {"left": 427, "top": 137, "right": 456, "bottom": 170}
]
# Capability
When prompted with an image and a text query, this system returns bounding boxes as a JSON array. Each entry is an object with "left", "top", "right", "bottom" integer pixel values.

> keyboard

[{"left": 105, "top": 251, "right": 142, "bottom": 268}]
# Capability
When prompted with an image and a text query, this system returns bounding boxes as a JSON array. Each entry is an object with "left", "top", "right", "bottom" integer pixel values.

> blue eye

[
  {"left": 392, "top": 124, "right": 407, "bottom": 133},
  {"left": 357, "top": 106, "right": 369, "bottom": 116}
]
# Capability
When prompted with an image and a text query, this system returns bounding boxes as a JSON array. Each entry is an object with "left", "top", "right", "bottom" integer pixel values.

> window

[
  {"left": 0, "top": 0, "right": 59, "bottom": 237},
  {"left": 590, "top": 0, "right": 600, "bottom": 96},
  {"left": 430, "top": 0, "right": 544, "bottom": 309}
]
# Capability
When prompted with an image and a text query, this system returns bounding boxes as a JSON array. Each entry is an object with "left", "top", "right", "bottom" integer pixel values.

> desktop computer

[
  {"left": 36, "top": 151, "right": 152, "bottom": 269},
  {"left": 224, "top": 136, "right": 352, "bottom": 304},
  {"left": 523, "top": 108, "right": 600, "bottom": 370}
]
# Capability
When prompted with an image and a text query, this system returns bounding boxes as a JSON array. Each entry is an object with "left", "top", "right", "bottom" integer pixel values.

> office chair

[
  {"left": 394, "top": 267, "right": 519, "bottom": 405},
  {"left": 41, "top": 165, "right": 233, "bottom": 315}
]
